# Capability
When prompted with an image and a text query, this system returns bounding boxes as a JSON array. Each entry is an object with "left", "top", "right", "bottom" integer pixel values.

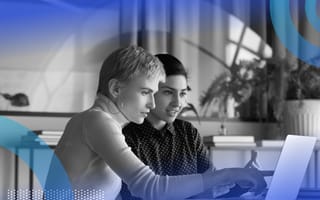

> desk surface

[
  {"left": 205, "top": 144, "right": 320, "bottom": 151},
  {"left": 192, "top": 198, "right": 317, "bottom": 200},
  {"left": 190, "top": 188, "right": 320, "bottom": 200}
]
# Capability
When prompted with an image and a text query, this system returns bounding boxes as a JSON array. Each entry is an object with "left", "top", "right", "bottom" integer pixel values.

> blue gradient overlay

[
  {"left": 2, "top": 0, "right": 320, "bottom": 199},
  {"left": 0, "top": 116, "right": 73, "bottom": 199},
  {"left": 0, "top": 0, "right": 249, "bottom": 50},
  {"left": 270, "top": 0, "right": 320, "bottom": 67}
]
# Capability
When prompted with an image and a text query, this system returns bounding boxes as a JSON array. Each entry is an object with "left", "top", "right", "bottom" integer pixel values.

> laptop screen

[{"left": 265, "top": 135, "right": 316, "bottom": 200}]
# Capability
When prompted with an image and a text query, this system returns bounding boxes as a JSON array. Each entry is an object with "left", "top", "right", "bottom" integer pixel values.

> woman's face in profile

[
  {"left": 117, "top": 74, "right": 162, "bottom": 124},
  {"left": 148, "top": 75, "right": 188, "bottom": 123}
]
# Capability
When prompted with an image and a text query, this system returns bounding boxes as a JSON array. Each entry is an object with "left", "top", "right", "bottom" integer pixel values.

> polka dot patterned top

[{"left": 121, "top": 119, "right": 210, "bottom": 200}]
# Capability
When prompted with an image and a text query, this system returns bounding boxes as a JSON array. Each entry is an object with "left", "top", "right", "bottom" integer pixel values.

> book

[
  {"left": 37, "top": 135, "right": 62, "bottom": 140},
  {"left": 213, "top": 142, "right": 256, "bottom": 147},
  {"left": 39, "top": 141, "right": 59, "bottom": 146},
  {"left": 21, "top": 130, "right": 62, "bottom": 146},
  {"left": 35, "top": 137, "right": 60, "bottom": 142},
  {"left": 31, "top": 130, "right": 63, "bottom": 136},
  {"left": 203, "top": 135, "right": 255, "bottom": 143},
  {"left": 256, "top": 140, "right": 284, "bottom": 147},
  {"left": 35, "top": 134, "right": 61, "bottom": 146}
]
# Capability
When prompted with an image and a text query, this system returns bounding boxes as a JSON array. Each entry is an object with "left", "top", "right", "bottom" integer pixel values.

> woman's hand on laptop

[
  {"left": 202, "top": 167, "right": 267, "bottom": 196},
  {"left": 230, "top": 168, "right": 267, "bottom": 195},
  {"left": 212, "top": 183, "right": 235, "bottom": 198}
]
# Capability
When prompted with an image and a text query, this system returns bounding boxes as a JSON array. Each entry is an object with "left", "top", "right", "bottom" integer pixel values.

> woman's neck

[
  {"left": 95, "top": 94, "right": 129, "bottom": 128},
  {"left": 146, "top": 115, "right": 167, "bottom": 130}
]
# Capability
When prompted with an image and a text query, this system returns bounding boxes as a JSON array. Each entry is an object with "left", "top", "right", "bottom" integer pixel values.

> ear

[{"left": 108, "top": 79, "right": 122, "bottom": 98}]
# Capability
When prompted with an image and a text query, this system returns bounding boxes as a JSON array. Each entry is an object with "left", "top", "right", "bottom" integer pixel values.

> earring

[{"left": 119, "top": 102, "right": 124, "bottom": 109}]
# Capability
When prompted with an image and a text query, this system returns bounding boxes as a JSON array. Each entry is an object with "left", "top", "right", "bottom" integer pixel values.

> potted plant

[
  {"left": 200, "top": 59, "right": 268, "bottom": 121},
  {"left": 263, "top": 56, "right": 299, "bottom": 122},
  {"left": 199, "top": 51, "right": 320, "bottom": 138},
  {"left": 179, "top": 102, "right": 201, "bottom": 123},
  {"left": 274, "top": 60, "right": 320, "bottom": 138}
]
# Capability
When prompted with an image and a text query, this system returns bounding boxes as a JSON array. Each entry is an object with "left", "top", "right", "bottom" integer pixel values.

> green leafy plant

[
  {"left": 200, "top": 59, "right": 268, "bottom": 120},
  {"left": 268, "top": 57, "right": 320, "bottom": 121},
  {"left": 287, "top": 63, "right": 320, "bottom": 100},
  {"left": 179, "top": 102, "right": 201, "bottom": 123},
  {"left": 199, "top": 56, "right": 319, "bottom": 122}
]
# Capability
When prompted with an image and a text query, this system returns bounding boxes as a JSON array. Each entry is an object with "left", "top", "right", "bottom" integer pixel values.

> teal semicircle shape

[{"left": 0, "top": 116, "right": 73, "bottom": 199}]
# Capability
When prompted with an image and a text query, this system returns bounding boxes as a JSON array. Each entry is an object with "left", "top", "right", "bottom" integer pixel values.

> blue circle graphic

[
  {"left": 270, "top": 0, "right": 320, "bottom": 67},
  {"left": 0, "top": 116, "right": 73, "bottom": 199},
  {"left": 305, "top": 0, "right": 320, "bottom": 33}
]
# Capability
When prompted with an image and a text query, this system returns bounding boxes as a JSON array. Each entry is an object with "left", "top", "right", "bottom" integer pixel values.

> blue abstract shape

[
  {"left": 305, "top": 0, "right": 320, "bottom": 33},
  {"left": 270, "top": 0, "right": 320, "bottom": 67},
  {"left": 0, "top": 116, "right": 73, "bottom": 199}
]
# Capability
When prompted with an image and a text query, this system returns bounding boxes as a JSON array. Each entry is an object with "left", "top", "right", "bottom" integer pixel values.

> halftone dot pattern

[
  {"left": 121, "top": 120, "right": 210, "bottom": 199},
  {"left": 7, "top": 189, "right": 105, "bottom": 200},
  {"left": 0, "top": 116, "right": 73, "bottom": 199},
  {"left": 73, "top": 189, "right": 104, "bottom": 200},
  {"left": 123, "top": 120, "right": 210, "bottom": 176},
  {"left": 7, "top": 189, "right": 43, "bottom": 200}
]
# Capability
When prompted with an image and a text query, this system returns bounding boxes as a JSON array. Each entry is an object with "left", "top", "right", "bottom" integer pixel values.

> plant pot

[
  {"left": 226, "top": 95, "right": 236, "bottom": 118},
  {"left": 283, "top": 100, "right": 320, "bottom": 138}
]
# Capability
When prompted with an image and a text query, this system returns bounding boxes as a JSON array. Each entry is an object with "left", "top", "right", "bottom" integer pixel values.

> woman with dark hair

[
  {"left": 121, "top": 53, "right": 265, "bottom": 199},
  {"left": 46, "top": 47, "right": 266, "bottom": 200}
]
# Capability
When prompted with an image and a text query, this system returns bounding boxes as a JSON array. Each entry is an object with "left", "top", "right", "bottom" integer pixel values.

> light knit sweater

[{"left": 52, "top": 94, "right": 204, "bottom": 200}]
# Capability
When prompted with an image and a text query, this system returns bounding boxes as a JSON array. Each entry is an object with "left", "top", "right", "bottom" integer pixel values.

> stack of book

[
  {"left": 256, "top": 140, "right": 284, "bottom": 147},
  {"left": 36, "top": 130, "right": 63, "bottom": 146},
  {"left": 203, "top": 135, "right": 256, "bottom": 147},
  {"left": 21, "top": 132, "right": 40, "bottom": 146},
  {"left": 21, "top": 130, "right": 63, "bottom": 146}
]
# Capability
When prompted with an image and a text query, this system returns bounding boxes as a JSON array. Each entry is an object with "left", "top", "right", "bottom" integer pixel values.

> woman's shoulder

[
  {"left": 84, "top": 109, "right": 112, "bottom": 119},
  {"left": 174, "top": 119, "right": 200, "bottom": 137},
  {"left": 82, "top": 109, "right": 120, "bottom": 131}
]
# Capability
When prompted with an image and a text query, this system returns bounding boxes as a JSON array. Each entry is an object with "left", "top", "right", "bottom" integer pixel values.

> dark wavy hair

[{"left": 155, "top": 53, "right": 190, "bottom": 90}]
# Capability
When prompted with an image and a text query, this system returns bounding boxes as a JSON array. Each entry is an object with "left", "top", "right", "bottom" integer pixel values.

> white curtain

[
  {"left": 116, "top": 0, "right": 271, "bottom": 117},
  {"left": 0, "top": 0, "right": 270, "bottom": 114},
  {"left": 2, "top": 0, "right": 315, "bottom": 117}
]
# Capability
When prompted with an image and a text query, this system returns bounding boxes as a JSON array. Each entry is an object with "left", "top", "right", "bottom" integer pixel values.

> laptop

[
  {"left": 192, "top": 135, "right": 317, "bottom": 200},
  {"left": 264, "top": 135, "right": 316, "bottom": 200}
]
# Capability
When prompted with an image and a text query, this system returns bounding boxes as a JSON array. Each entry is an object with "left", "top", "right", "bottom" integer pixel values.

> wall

[{"left": 0, "top": 1, "right": 121, "bottom": 113}]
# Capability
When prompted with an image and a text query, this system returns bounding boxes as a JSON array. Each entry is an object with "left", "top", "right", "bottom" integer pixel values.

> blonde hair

[{"left": 97, "top": 46, "right": 165, "bottom": 96}]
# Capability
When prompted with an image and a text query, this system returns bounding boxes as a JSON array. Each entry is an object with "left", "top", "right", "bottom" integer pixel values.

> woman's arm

[
  {"left": 83, "top": 111, "right": 204, "bottom": 200},
  {"left": 84, "top": 111, "right": 266, "bottom": 199},
  {"left": 202, "top": 167, "right": 266, "bottom": 195}
]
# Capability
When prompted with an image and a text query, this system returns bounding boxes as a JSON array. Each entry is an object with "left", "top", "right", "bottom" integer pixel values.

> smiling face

[
  {"left": 147, "top": 75, "right": 188, "bottom": 129},
  {"left": 116, "top": 74, "right": 162, "bottom": 124}
]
